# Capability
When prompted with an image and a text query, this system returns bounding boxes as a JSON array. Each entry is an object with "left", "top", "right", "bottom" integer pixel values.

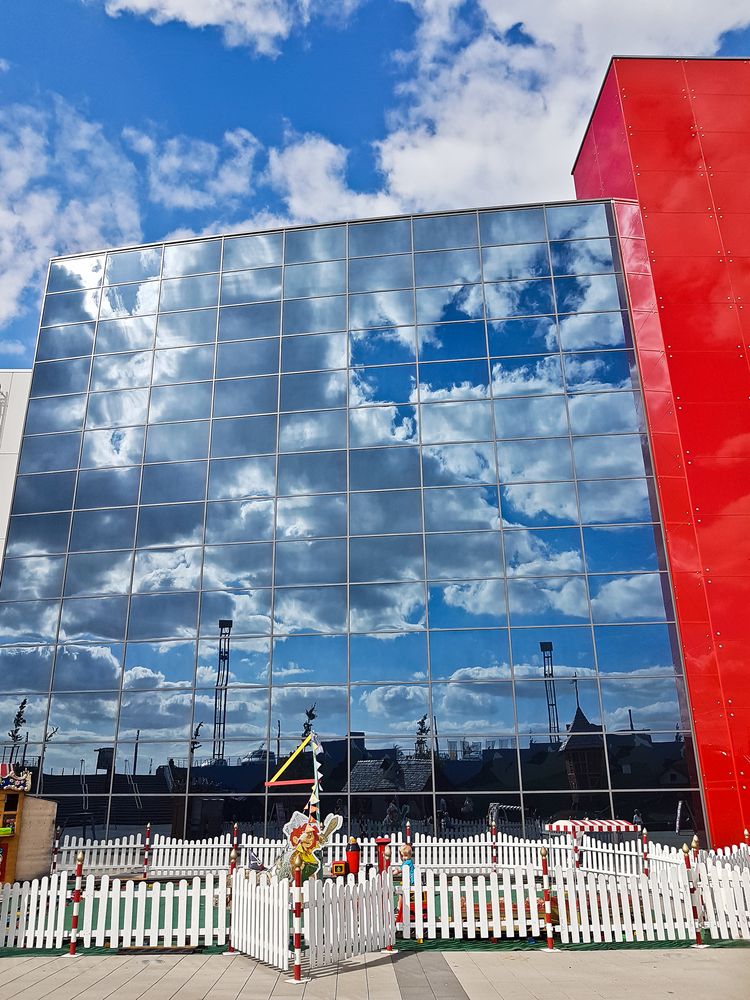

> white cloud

[
  {"left": 123, "top": 126, "right": 261, "bottom": 210},
  {"left": 0, "top": 339, "right": 26, "bottom": 356},
  {"left": 0, "top": 58, "right": 10, "bottom": 73},
  {"left": 0, "top": 98, "right": 140, "bottom": 331}
]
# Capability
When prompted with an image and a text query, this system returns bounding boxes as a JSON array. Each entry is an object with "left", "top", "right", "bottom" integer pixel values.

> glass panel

[
  {"left": 421, "top": 442, "right": 497, "bottom": 486},
  {"left": 0, "top": 600, "right": 59, "bottom": 644},
  {"left": 501, "top": 482, "right": 579, "bottom": 527},
  {"left": 53, "top": 644, "right": 123, "bottom": 691},
  {"left": 429, "top": 630, "right": 510, "bottom": 681},
  {"left": 284, "top": 260, "right": 345, "bottom": 298},
  {"left": 280, "top": 371, "right": 346, "bottom": 411},
  {"left": 578, "top": 479, "right": 653, "bottom": 524},
  {"left": 0, "top": 645, "right": 54, "bottom": 693},
  {"left": 127, "top": 592, "right": 200, "bottom": 640},
  {"left": 275, "top": 539, "right": 347, "bottom": 585},
  {"left": 350, "top": 364, "right": 416, "bottom": 405},
  {"left": 136, "top": 503, "right": 205, "bottom": 548},
  {"left": 349, "top": 581, "right": 426, "bottom": 633},
  {"left": 349, "top": 490, "right": 422, "bottom": 535},
  {"left": 117, "top": 690, "right": 194, "bottom": 739},
  {"left": 74, "top": 467, "right": 140, "bottom": 510},
  {"left": 213, "top": 376, "right": 278, "bottom": 418},
  {"left": 584, "top": 525, "right": 662, "bottom": 574},
  {"left": 279, "top": 409, "right": 347, "bottom": 452},
  {"left": 149, "top": 382, "right": 213, "bottom": 422},
  {"left": 86, "top": 388, "right": 149, "bottom": 428},
  {"left": 224, "top": 232, "right": 282, "bottom": 270},
  {"left": 25, "top": 395, "right": 87, "bottom": 434},
  {"left": 272, "top": 635, "right": 346, "bottom": 685},
  {"left": 281, "top": 332, "right": 347, "bottom": 372},
  {"left": 600, "top": 676, "right": 685, "bottom": 732},
  {"left": 482, "top": 244, "right": 550, "bottom": 281},
  {"left": 210, "top": 415, "right": 277, "bottom": 458},
  {"left": 156, "top": 309, "right": 216, "bottom": 347},
  {"left": 59, "top": 596, "right": 129, "bottom": 641},
  {"left": 132, "top": 547, "right": 202, "bottom": 593},
  {"left": 564, "top": 350, "right": 636, "bottom": 392},
  {"left": 207, "top": 456, "right": 276, "bottom": 500},
  {"left": 275, "top": 494, "right": 347, "bottom": 539},
  {"left": 219, "top": 302, "right": 280, "bottom": 341},
  {"left": 420, "top": 400, "right": 493, "bottom": 443},
  {"left": 349, "top": 326, "right": 416, "bottom": 368},
  {"left": 507, "top": 577, "right": 589, "bottom": 625},
  {"left": 491, "top": 355, "right": 563, "bottom": 396},
  {"left": 427, "top": 580, "right": 506, "bottom": 628},
  {"left": 573, "top": 434, "right": 650, "bottom": 479},
  {"left": 12, "top": 472, "right": 76, "bottom": 513},
  {"left": 558, "top": 311, "right": 627, "bottom": 352},
  {"left": 413, "top": 214, "right": 477, "bottom": 251},
  {"left": 493, "top": 395, "right": 568, "bottom": 439},
  {"left": 221, "top": 267, "right": 281, "bottom": 305},
  {"left": 350, "top": 633, "right": 425, "bottom": 683},
  {"left": 479, "top": 208, "right": 546, "bottom": 246},
  {"left": 80, "top": 426, "right": 144, "bottom": 468},
  {"left": 41, "top": 289, "right": 100, "bottom": 326},
  {"left": 197, "top": 637, "right": 270, "bottom": 686},
  {"left": 99, "top": 280, "right": 160, "bottom": 319},
  {"left": 64, "top": 550, "right": 133, "bottom": 596},
  {"left": 153, "top": 346, "right": 214, "bottom": 384},
  {"left": 551, "top": 238, "right": 615, "bottom": 275},
  {"left": 555, "top": 274, "right": 621, "bottom": 314},
  {"left": 70, "top": 508, "right": 137, "bottom": 551},
  {"left": 546, "top": 202, "right": 609, "bottom": 240},
  {"left": 349, "top": 405, "right": 419, "bottom": 447},
  {"left": 350, "top": 685, "right": 429, "bottom": 734},
  {"left": 277, "top": 451, "right": 347, "bottom": 495},
  {"left": 48, "top": 255, "right": 105, "bottom": 293},
  {"left": 487, "top": 317, "right": 559, "bottom": 357},
  {"left": 0, "top": 556, "right": 65, "bottom": 600},
  {"left": 91, "top": 351, "right": 151, "bottom": 390},
  {"left": 349, "top": 289, "right": 414, "bottom": 330},
  {"left": 349, "top": 447, "right": 420, "bottom": 491},
  {"left": 162, "top": 240, "right": 221, "bottom": 277},
  {"left": 497, "top": 438, "right": 573, "bottom": 482},
  {"left": 416, "top": 285, "right": 484, "bottom": 324},
  {"left": 95, "top": 316, "right": 155, "bottom": 353},
  {"left": 273, "top": 585, "right": 347, "bottom": 634},
  {"left": 47, "top": 693, "right": 119, "bottom": 742},
  {"left": 511, "top": 626, "right": 595, "bottom": 679},
  {"left": 348, "top": 254, "right": 412, "bottom": 293},
  {"left": 484, "top": 279, "right": 555, "bottom": 319},
  {"left": 419, "top": 359, "right": 489, "bottom": 401},
  {"left": 503, "top": 527, "right": 584, "bottom": 577},
  {"left": 145, "top": 420, "right": 209, "bottom": 463},
  {"left": 568, "top": 392, "right": 642, "bottom": 435},
  {"left": 415, "top": 249, "right": 481, "bottom": 286},
  {"left": 105, "top": 246, "right": 162, "bottom": 284},
  {"left": 283, "top": 295, "right": 347, "bottom": 336},
  {"left": 216, "top": 338, "right": 278, "bottom": 379},
  {"left": 516, "top": 678, "right": 601, "bottom": 734},
  {"left": 31, "top": 357, "right": 91, "bottom": 397},
  {"left": 199, "top": 590, "right": 272, "bottom": 637},
  {"left": 594, "top": 623, "right": 680, "bottom": 676},
  {"left": 6, "top": 512, "right": 71, "bottom": 556},
  {"left": 202, "top": 542, "right": 273, "bottom": 590},
  {"left": 589, "top": 573, "right": 669, "bottom": 623},
  {"left": 205, "top": 499, "right": 274, "bottom": 543},
  {"left": 350, "top": 535, "right": 424, "bottom": 583},
  {"left": 417, "top": 321, "right": 486, "bottom": 361},
  {"left": 19, "top": 432, "right": 81, "bottom": 473},
  {"left": 37, "top": 323, "right": 95, "bottom": 361},
  {"left": 423, "top": 486, "right": 499, "bottom": 531},
  {"left": 349, "top": 219, "right": 411, "bottom": 257},
  {"left": 285, "top": 226, "right": 344, "bottom": 264},
  {"left": 426, "top": 531, "right": 503, "bottom": 580}
]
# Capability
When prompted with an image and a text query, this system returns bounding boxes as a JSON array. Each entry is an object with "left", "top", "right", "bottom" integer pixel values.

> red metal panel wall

[{"left": 574, "top": 57, "right": 750, "bottom": 847}]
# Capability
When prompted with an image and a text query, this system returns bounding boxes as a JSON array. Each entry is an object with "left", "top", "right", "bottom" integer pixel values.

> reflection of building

[
  {"left": 6, "top": 57, "right": 750, "bottom": 846},
  {"left": 0, "top": 370, "right": 32, "bottom": 560}
]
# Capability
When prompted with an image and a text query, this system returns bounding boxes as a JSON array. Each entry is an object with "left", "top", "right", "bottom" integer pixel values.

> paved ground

[{"left": 0, "top": 948, "right": 748, "bottom": 1000}]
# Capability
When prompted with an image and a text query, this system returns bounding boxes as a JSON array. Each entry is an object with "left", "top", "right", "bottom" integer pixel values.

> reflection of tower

[
  {"left": 540, "top": 642, "right": 560, "bottom": 744},
  {"left": 213, "top": 619, "right": 233, "bottom": 760}
]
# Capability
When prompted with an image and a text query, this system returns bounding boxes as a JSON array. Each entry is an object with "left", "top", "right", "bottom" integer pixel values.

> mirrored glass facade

[{"left": 0, "top": 202, "right": 704, "bottom": 840}]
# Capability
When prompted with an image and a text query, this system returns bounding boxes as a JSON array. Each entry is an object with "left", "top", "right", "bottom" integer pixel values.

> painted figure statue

[{"left": 272, "top": 810, "right": 343, "bottom": 881}]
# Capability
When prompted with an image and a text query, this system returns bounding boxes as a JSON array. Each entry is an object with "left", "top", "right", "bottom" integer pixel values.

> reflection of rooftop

[{"left": 347, "top": 756, "right": 432, "bottom": 794}]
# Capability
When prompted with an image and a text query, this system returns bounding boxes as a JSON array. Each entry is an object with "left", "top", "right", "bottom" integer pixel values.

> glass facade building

[{"left": 0, "top": 199, "right": 704, "bottom": 840}]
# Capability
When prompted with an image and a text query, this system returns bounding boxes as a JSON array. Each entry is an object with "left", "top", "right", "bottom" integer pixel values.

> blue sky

[{"left": 1, "top": 0, "right": 750, "bottom": 367}]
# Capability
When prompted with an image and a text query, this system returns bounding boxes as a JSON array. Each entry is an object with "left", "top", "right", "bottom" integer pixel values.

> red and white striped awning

[{"left": 545, "top": 819, "right": 640, "bottom": 833}]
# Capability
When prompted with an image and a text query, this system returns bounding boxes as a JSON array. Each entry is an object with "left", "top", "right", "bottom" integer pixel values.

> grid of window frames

[{"left": 0, "top": 202, "right": 705, "bottom": 841}]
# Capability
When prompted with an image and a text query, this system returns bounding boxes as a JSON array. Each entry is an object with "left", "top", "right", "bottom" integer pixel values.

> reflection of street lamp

[
  {"left": 213, "top": 620, "right": 233, "bottom": 761},
  {"left": 539, "top": 641, "right": 560, "bottom": 744}
]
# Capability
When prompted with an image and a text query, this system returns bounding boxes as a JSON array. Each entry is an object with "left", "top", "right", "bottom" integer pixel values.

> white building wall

[{"left": 0, "top": 369, "right": 32, "bottom": 559}]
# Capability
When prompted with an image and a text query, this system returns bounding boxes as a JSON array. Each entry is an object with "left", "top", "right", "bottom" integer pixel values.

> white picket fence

[
  {"left": 696, "top": 861, "right": 750, "bottom": 939},
  {"left": 0, "top": 871, "right": 228, "bottom": 950},
  {"left": 305, "top": 871, "right": 395, "bottom": 968},
  {"left": 231, "top": 871, "right": 289, "bottom": 971},
  {"left": 55, "top": 835, "right": 143, "bottom": 874}
]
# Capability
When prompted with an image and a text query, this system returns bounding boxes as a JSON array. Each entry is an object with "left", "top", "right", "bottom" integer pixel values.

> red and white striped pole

[
  {"left": 572, "top": 828, "right": 580, "bottom": 869},
  {"left": 642, "top": 827, "right": 650, "bottom": 878},
  {"left": 491, "top": 819, "right": 498, "bottom": 867},
  {"left": 691, "top": 834, "right": 700, "bottom": 865},
  {"left": 143, "top": 821, "right": 151, "bottom": 880},
  {"left": 51, "top": 825, "right": 61, "bottom": 874},
  {"left": 224, "top": 848, "right": 237, "bottom": 955},
  {"left": 286, "top": 855, "right": 308, "bottom": 984},
  {"left": 541, "top": 847, "right": 554, "bottom": 951},
  {"left": 68, "top": 851, "right": 84, "bottom": 957},
  {"left": 682, "top": 843, "right": 703, "bottom": 947},
  {"left": 232, "top": 821, "right": 239, "bottom": 856},
  {"left": 405, "top": 819, "right": 411, "bottom": 846}
]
